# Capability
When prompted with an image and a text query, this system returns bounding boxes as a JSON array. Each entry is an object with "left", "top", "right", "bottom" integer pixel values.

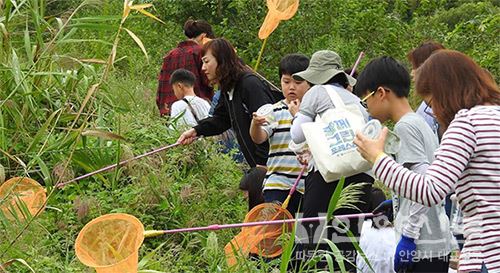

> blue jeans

[
  {"left": 209, "top": 90, "right": 244, "bottom": 163},
  {"left": 471, "top": 263, "right": 489, "bottom": 273},
  {"left": 444, "top": 193, "right": 452, "bottom": 218}
]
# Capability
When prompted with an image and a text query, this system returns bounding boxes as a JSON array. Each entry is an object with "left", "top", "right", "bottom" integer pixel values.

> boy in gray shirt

[{"left": 355, "top": 56, "right": 453, "bottom": 273}]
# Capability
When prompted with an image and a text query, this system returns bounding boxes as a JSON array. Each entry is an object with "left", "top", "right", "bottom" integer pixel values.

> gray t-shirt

[
  {"left": 299, "top": 84, "right": 369, "bottom": 121},
  {"left": 393, "top": 112, "right": 453, "bottom": 258},
  {"left": 394, "top": 112, "right": 438, "bottom": 165}
]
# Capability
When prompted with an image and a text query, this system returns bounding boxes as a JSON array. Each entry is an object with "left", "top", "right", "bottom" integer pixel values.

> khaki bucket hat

[{"left": 293, "top": 50, "right": 356, "bottom": 86}]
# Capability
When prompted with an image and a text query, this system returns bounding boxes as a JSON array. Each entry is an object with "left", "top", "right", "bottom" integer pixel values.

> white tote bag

[{"left": 301, "top": 85, "right": 371, "bottom": 182}]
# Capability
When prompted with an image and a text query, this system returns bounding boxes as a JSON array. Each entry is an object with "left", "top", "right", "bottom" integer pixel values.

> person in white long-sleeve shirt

[
  {"left": 357, "top": 187, "right": 397, "bottom": 273},
  {"left": 354, "top": 50, "right": 500, "bottom": 273},
  {"left": 288, "top": 50, "right": 373, "bottom": 272}
]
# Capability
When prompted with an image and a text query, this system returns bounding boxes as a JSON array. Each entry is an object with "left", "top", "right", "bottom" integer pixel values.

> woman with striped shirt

[{"left": 354, "top": 50, "right": 500, "bottom": 273}]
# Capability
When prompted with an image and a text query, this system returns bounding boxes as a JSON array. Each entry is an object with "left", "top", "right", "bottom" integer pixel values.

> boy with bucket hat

[{"left": 289, "top": 50, "right": 373, "bottom": 271}]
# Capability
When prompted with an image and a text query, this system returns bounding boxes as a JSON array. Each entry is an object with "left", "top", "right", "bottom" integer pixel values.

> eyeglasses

[
  {"left": 360, "top": 90, "right": 376, "bottom": 109},
  {"left": 423, "top": 99, "right": 434, "bottom": 117}
]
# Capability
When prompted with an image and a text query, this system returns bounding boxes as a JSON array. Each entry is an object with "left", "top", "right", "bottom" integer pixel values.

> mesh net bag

[
  {"left": 0, "top": 177, "right": 46, "bottom": 220},
  {"left": 75, "top": 213, "right": 144, "bottom": 273},
  {"left": 258, "top": 0, "right": 299, "bottom": 39},
  {"left": 225, "top": 203, "right": 294, "bottom": 266}
]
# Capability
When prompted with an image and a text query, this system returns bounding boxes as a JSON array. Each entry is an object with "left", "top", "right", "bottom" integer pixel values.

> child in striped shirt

[
  {"left": 354, "top": 50, "right": 500, "bottom": 273},
  {"left": 249, "top": 54, "right": 311, "bottom": 215}
]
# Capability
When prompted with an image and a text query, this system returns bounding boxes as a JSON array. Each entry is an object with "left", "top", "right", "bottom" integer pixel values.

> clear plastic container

[
  {"left": 361, "top": 119, "right": 401, "bottom": 154},
  {"left": 449, "top": 194, "right": 464, "bottom": 235},
  {"left": 256, "top": 104, "right": 278, "bottom": 129}
]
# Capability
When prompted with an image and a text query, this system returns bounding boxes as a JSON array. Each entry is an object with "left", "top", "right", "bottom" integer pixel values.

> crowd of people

[{"left": 158, "top": 19, "right": 499, "bottom": 273}]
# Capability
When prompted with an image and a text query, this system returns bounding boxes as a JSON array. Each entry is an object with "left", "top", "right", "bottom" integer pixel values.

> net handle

[
  {"left": 144, "top": 212, "right": 378, "bottom": 238},
  {"left": 246, "top": 64, "right": 282, "bottom": 92},
  {"left": 281, "top": 164, "right": 307, "bottom": 209},
  {"left": 57, "top": 140, "right": 195, "bottom": 188},
  {"left": 350, "top": 51, "right": 365, "bottom": 76}
]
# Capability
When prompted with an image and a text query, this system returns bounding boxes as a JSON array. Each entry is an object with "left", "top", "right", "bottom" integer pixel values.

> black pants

[
  {"left": 292, "top": 171, "right": 373, "bottom": 272},
  {"left": 240, "top": 167, "right": 266, "bottom": 211},
  {"left": 263, "top": 189, "right": 303, "bottom": 217}
]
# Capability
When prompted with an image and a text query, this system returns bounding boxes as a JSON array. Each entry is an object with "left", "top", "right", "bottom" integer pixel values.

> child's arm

[
  {"left": 250, "top": 112, "right": 270, "bottom": 144},
  {"left": 394, "top": 122, "right": 434, "bottom": 239},
  {"left": 391, "top": 120, "right": 441, "bottom": 271},
  {"left": 402, "top": 162, "right": 431, "bottom": 240}
]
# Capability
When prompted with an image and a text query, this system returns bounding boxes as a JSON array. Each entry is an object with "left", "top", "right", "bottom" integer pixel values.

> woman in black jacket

[{"left": 177, "top": 38, "right": 275, "bottom": 209}]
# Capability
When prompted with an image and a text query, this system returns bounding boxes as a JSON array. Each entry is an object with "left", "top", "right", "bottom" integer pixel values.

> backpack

[
  {"left": 260, "top": 75, "right": 285, "bottom": 103},
  {"left": 245, "top": 71, "right": 285, "bottom": 103}
]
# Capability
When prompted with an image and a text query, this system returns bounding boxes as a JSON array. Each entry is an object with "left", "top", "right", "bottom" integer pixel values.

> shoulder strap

[
  {"left": 322, "top": 85, "right": 346, "bottom": 108},
  {"left": 239, "top": 72, "right": 282, "bottom": 103},
  {"left": 182, "top": 98, "right": 200, "bottom": 123}
]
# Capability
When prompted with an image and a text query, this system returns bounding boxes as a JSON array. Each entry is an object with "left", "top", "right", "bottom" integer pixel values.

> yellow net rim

[
  {"left": 75, "top": 213, "right": 145, "bottom": 268},
  {"left": 258, "top": 0, "right": 299, "bottom": 39},
  {"left": 0, "top": 177, "right": 47, "bottom": 218},
  {"left": 267, "top": 0, "right": 299, "bottom": 20}
]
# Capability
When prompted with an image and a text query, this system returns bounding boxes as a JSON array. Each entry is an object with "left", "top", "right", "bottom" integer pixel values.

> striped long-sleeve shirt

[
  {"left": 261, "top": 100, "right": 306, "bottom": 193},
  {"left": 373, "top": 106, "right": 500, "bottom": 273}
]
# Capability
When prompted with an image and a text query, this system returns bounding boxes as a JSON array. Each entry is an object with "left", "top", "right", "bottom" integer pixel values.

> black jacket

[{"left": 193, "top": 72, "right": 275, "bottom": 167}]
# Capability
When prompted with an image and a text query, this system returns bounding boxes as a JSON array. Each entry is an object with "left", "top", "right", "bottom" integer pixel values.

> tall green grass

[{"left": 0, "top": 1, "right": 208, "bottom": 271}]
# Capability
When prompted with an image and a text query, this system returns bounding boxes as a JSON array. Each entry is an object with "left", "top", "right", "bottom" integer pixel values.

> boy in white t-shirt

[{"left": 170, "top": 69, "right": 211, "bottom": 126}]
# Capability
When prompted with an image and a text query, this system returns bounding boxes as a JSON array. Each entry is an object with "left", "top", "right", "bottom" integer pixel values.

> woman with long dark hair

[
  {"left": 177, "top": 38, "right": 277, "bottom": 210},
  {"left": 355, "top": 50, "right": 500, "bottom": 273}
]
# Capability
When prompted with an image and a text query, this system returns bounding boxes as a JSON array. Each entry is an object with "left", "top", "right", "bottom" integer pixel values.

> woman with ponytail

[{"left": 156, "top": 19, "right": 214, "bottom": 116}]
